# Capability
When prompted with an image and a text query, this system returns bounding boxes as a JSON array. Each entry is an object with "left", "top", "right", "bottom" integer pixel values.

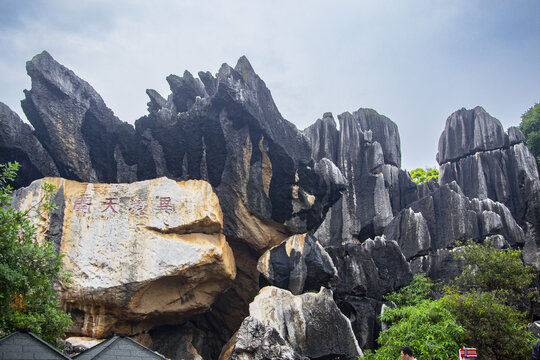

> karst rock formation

[{"left": 2, "top": 51, "right": 539, "bottom": 360}]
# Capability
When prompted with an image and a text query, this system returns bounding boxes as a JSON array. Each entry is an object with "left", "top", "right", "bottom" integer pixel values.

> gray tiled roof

[
  {"left": 72, "top": 337, "right": 117, "bottom": 360},
  {"left": 0, "top": 331, "right": 72, "bottom": 360},
  {"left": 73, "top": 336, "right": 169, "bottom": 360}
]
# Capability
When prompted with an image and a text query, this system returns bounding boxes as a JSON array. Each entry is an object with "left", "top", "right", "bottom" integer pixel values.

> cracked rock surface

[{"left": 12, "top": 177, "right": 235, "bottom": 338}]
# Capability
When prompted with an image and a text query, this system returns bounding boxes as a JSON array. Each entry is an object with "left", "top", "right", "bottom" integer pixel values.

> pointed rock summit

[
  {"left": 437, "top": 106, "right": 508, "bottom": 163},
  {"left": 22, "top": 51, "right": 136, "bottom": 183},
  {"left": 0, "top": 102, "right": 59, "bottom": 187},
  {"left": 437, "top": 107, "right": 540, "bottom": 265}
]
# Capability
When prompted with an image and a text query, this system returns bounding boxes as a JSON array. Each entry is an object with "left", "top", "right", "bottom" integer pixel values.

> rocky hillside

[{"left": 2, "top": 51, "right": 539, "bottom": 360}]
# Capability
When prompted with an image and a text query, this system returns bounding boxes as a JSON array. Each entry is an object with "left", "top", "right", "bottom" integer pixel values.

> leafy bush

[
  {"left": 520, "top": 103, "right": 540, "bottom": 171},
  {"left": 366, "top": 242, "right": 538, "bottom": 360},
  {"left": 454, "top": 240, "right": 537, "bottom": 308},
  {"left": 410, "top": 167, "right": 439, "bottom": 184},
  {"left": 444, "top": 289, "right": 534, "bottom": 360},
  {"left": 0, "top": 162, "right": 72, "bottom": 345},
  {"left": 365, "top": 298, "right": 464, "bottom": 360},
  {"left": 384, "top": 274, "right": 434, "bottom": 307}
]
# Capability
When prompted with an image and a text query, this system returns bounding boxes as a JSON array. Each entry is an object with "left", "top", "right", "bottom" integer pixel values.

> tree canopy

[
  {"left": 520, "top": 103, "right": 540, "bottom": 171},
  {"left": 454, "top": 240, "right": 536, "bottom": 303},
  {"left": 363, "top": 275, "right": 464, "bottom": 360},
  {"left": 364, "top": 241, "right": 537, "bottom": 360},
  {"left": 0, "top": 162, "right": 71, "bottom": 345},
  {"left": 410, "top": 167, "right": 439, "bottom": 184}
]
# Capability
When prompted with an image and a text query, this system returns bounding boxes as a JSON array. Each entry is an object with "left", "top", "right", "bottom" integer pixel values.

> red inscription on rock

[
  {"left": 157, "top": 196, "right": 173, "bottom": 212},
  {"left": 128, "top": 197, "right": 147, "bottom": 215},
  {"left": 101, "top": 197, "right": 119, "bottom": 213},
  {"left": 73, "top": 195, "right": 92, "bottom": 214}
]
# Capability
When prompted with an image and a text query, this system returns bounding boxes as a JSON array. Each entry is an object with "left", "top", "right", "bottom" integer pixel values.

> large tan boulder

[{"left": 12, "top": 177, "right": 236, "bottom": 338}]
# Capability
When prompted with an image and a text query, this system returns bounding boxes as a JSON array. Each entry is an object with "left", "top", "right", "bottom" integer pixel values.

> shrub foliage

[
  {"left": 365, "top": 242, "right": 537, "bottom": 360},
  {"left": 0, "top": 162, "right": 72, "bottom": 345}
]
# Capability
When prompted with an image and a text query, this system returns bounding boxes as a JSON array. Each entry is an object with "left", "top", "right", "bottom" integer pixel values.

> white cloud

[{"left": 1, "top": 0, "right": 539, "bottom": 169}]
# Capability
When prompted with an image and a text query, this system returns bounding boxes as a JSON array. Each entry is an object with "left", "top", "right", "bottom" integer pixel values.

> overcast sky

[{"left": 1, "top": 0, "right": 539, "bottom": 170}]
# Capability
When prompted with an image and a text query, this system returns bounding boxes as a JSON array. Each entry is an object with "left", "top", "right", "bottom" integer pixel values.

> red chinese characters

[
  {"left": 73, "top": 195, "right": 92, "bottom": 215},
  {"left": 157, "top": 196, "right": 173, "bottom": 213},
  {"left": 72, "top": 195, "right": 173, "bottom": 216},
  {"left": 101, "top": 197, "right": 119, "bottom": 213},
  {"left": 128, "top": 197, "right": 147, "bottom": 215}
]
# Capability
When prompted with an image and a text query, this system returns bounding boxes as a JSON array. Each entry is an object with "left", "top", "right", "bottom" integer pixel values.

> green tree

[
  {"left": 384, "top": 274, "right": 434, "bottom": 307},
  {"left": 445, "top": 290, "right": 534, "bottom": 360},
  {"left": 410, "top": 167, "right": 439, "bottom": 184},
  {"left": 447, "top": 241, "right": 537, "bottom": 359},
  {"left": 453, "top": 240, "right": 536, "bottom": 307},
  {"left": 366, "top": 243, "right": 538, "bottom": 360},
  {"left": 0, "top": 162, "right": 72, "bottom": 345},
  {"left": 520, "top": 103, "right": 540, "bottom": 170},
  {"left": 364, "top": 275, "right": 464, "bottom": 360}
]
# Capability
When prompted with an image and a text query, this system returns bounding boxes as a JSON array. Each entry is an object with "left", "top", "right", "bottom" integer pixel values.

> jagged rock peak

[
  {"left": 508, "top": 126, "right": 526, "bottom": 145},
  {"left": 165, "top": 70, "right": 208, "bottom": 113},
  {"left": 304, "top": 107, "right": 402, "bottom": 168},
  {"left": 322, "top": 112, "right": 334, "bottom": 119},
  {"left": 145, "top": 88, "right": 168, "bottom": 113},
  {"left": 234, "top": 55, "right": 255, "bottom": 78},
  {"left": 26, "top": 51, "right": 112, "bottom": 112},
  {"left": 0, "top": 102, "right": 59, "bottom": 187},
  {"left": 22, "top": 51, "right": 136, "bottom": 183},
  {"left": 143, "top": 55, "right": 312, "bottom": 165},
  {"left": 437, "top": 106, "right": 510, "bottom": 164},
  {"left": 145, "top": 56, "right": 260, "bottom": 116},
  {"left": 338, "top": 108, "right": 401, "bottom": 167},
  {"left": 302, "top": 113, "right": 339, "bottom": 164}
]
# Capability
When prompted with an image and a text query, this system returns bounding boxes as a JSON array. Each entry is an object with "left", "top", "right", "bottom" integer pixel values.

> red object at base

[{"left": 459, "top": 348, "right": 477, "bottom": 358}]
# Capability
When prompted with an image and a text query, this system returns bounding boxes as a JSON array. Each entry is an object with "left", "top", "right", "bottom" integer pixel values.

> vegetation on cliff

[
  {"left": 520, "top": 103, "right": 540, "bottom": 170},
  {"left": 0, "top": 162, "right": 71, "bottom": 345},
  {"left": 409, "top": 167, "right": 439, "bottom": 184},
  {"left": 364, "top": 241, "right": 537, "bottom": 360}
]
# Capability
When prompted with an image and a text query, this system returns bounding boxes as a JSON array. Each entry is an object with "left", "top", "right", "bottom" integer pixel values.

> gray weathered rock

[
  {"left": 337, "top": 296, "right": 385, "bottom": 351},
  {"left": 257, "top": 234, "right": 337, "bottom": 295},
  {"left": 305, "top": 111, "right": 427, "bottom": 245},
  {"left": 436, "top": 106, "right": 508, "bottom": 164},
  {"left": 439, "top": 144, "right": 539, "bottom": 222},
  {"left": 384, "top": 181, "right": 525, "bottom": 254},
  {"left": 21, "top": 51, "right": 137, "bottom": 183},
  {"left": 508, "top": 126, "right": 526, "bottom": 145},
  {"left": 340, "top": 109, "right": 401, "bottom": 167},
  {"left": 0, "top": 102, "right": 59, "bottom": 188},
  {"left": 529, "top": 321, "right": 540, "bottom": 338},
  {"left": 437, "top": 107, "right": 540, "bottom": 265},
  {"left": 327, "top": 236, "right": 412, "bottom": 298},
  {"left": 249, "top": 286, "right": 362, "bottom": 359},
  {"left": 302, "top": 112, "right": 339, "bottom": 164},
  {"left": 221, "top": 317, "right": 307, "bottom": 360},
  {"left": 383, "top": 208, "right": 431, "bottom": 260},
  {"left": 410, "top": 248, "right": 463, "bottom": 283}
]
